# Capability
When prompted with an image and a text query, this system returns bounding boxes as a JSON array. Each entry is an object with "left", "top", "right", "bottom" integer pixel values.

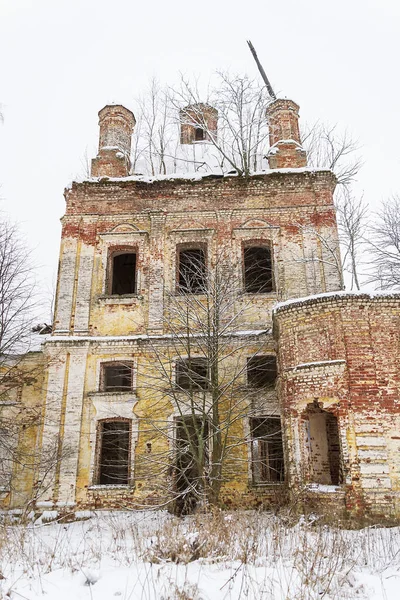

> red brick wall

[{"left": 274, "top": 293, "right": 400, "bottom": 518}]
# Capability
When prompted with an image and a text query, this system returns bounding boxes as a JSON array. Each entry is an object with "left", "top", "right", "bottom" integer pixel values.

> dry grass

[{"left": 0, "top": 509, "right": 399, "bottom": 599}]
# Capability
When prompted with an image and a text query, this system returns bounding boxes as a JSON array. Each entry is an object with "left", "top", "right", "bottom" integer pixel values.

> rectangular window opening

[
  {"left": 244, "top": 246, "right": 273, "bottom": 293},
  {"left": 176, "top": 358, "right": 209, "bottom": 390},
  {"left": 247, "top": 355, "right": 277, "bottom": 388},
  {"left": 178, "top": 248, "right": 206, "bottom": 294},
  {"left": 111, "top": 252, "right": 137, "bottom": 295},
  {"left": 98, "top": 420, "right": 130, "bottom": 485},
  {"left": 251, "top": 417, "right": 284, "bottom": 484},
  {"left": 102, "top": 362, "right": 133, "bottom": 392}
]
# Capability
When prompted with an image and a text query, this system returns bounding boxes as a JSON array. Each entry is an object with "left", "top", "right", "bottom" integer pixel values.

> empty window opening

[
  {"left": 247, "top": 356, "right": 277, "bottom": 388},
  {"left": 102, "top": 362, "right": 133, "bottom": 392},
  {"left": 306, "top": 406, "right": 341, "bottom": 485},
  {"left": 244, "top": 246, "right": 273, "bottom": 293},
  {"left": 178, "top": 248, "right": 206, "bottom": 293},
  {"left": 195, "top": 127, "right": 205, "bottom": 141},
  {"left": 176, "top": 358, "right": 209, "bottom": 390},
  {"left": 98, "top": 420, "right": 130, "bottom": 485},
  {"left": 175, "top": 415, "right": 209, "bottom": 513},
  {"left": 250, "top": 417, "right": 284, "bottom": 484},
  {"left": 111, "top": 252, "right": 136, "bottom": 295}
]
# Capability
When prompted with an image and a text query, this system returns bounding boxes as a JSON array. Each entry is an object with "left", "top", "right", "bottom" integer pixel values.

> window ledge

[
  {"left": 88, "top": 484, "right": 133, "bottom": 491},
  {"left": 174, "top": 387, "right": 210, "bottom": 393},
  {"left": 251, "top": 482, "right": 285, "bottom": 488},
  {"left": 88, "top": 391, "right": 137, "bottom": 401},
  {"left": 241, "top": 291, "right": 277, "bottom": 297},
  {"left": 306, "top": 483, "right": 343, "bottom": 494},
  {"left": 98, "top": 295, "right": 143, "bottom": 305},
  {"left": 174, "top": 292, "right": 208, "bottom": 297}
]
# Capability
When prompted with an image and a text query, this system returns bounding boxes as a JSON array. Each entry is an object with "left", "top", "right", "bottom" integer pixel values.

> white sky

[{"left": 0, "top": 0, "right": 399, "bottom": 313}]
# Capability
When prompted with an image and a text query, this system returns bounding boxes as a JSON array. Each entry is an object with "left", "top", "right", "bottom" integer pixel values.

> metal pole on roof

[{"left": 247, "top": 40, "right": 277, "bottom": 101}]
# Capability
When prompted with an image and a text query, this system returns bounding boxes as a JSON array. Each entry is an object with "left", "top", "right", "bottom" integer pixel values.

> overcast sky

[{"left": 0, "top": 0, "right": 399, "bottom": 313}]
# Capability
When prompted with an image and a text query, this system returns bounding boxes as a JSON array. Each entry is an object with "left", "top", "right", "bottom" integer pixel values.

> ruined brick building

[{"left": 2, "top": 95, "right": 400, "bottom": 519}]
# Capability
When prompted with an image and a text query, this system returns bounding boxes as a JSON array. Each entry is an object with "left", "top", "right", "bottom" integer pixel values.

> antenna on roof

[{"left": 247, "top": 40, "right": 276, "bottom": 100}]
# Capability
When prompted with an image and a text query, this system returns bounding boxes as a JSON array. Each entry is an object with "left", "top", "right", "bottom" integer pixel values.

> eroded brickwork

[
  {"left": 274, "top": 293, "right": 400, "bottom": 518},
  {"left": 27, "top": 166, "right": 340, "bottom": 513},
  {"left": 10, "top": 97, "right": 400, "bottom": 521}
]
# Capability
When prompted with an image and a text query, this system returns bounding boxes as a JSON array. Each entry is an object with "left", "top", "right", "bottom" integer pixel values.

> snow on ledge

[
  {"left": 65, "top": 167, "right": 333, "bottom": 190},
  {"left": 291, "top": 359, "right": 346, "bottom": 371},
  {"left": 306, "top": 483, "right": 343, "bottom": 494},
  {"left": 273, "top": 290, "right": 400, "bottom": 314},
  {"left": 48, "top": 329, "right": 271, "bottom": 344}
]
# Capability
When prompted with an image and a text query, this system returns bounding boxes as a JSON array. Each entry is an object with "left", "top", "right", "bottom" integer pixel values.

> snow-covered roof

[
  {"left": 47, "top": 328, "right": 271, "bottom": 345},
  {"left": 65, "top": 166, "right": 334, "bottom": 190},
  {"left": 273, "top": 290, "right": 400, "bottom": 314}
]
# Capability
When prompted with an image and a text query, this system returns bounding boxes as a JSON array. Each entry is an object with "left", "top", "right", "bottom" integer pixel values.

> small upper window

[
  {"left": 195, "top": 127, "right": 205, "bottom": 141},
  {"left": 176, "top": 358, "right": 209, "bottom": 390},
  {"left": 110, "top": 252, "right": 136, "bottom": 295},
  {"left": 102, "top": 362, "right": 133, "bottom": 392},
  {"left": 244, "top": 246, "right": 273, "bottom": 293},
  {"left": 247, "top": 356, "right": 277, "bottom": 388},
  {"left": 178, "top": 248, "right": 206, "bottom": 294}
]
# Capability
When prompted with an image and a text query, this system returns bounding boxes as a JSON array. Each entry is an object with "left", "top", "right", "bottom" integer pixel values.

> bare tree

[
  {"left": 0, "top": 219, "right": 48, "bottom": 496},
  {"left": 335, "top": 188, "right": 369, "bottom": 290},
  {"left": 132, "top": 78, "right": 177, "bottom": 176},
  {"left": 128, "top": 72, "right": 271, "bottom": 178},
  {"left": 132, "top": 250, "right": 282, "bottom": 514},
  {"left": 302, "top": 122, "right": 363, "bottom": 187},
  {"left": 302, "top": 122, "right": 368, "bottom": 289},
  {"left": 170, "top": 72, "right": 271, "bottom": 176},
  {"left": 294, "top": 222, "right": 345, "bottom": 292},
  {"left": 367, "top": 195, "right": 400, "bottom": 289}
]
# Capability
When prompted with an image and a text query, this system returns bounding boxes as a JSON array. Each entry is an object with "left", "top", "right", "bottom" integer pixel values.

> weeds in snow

[{"left": 0, "top": 510, "right": 399, "bottom": 599}]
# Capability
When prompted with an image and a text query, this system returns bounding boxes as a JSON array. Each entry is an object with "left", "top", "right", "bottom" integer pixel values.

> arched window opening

[
  {"left": 177, "top": 247, "right": 207, "bottom": 294},
  {"left": 244, "top": 246, "right": 273, "bottom": 293},
  {"left": 98, "top": 420, "right": 130, "bottom": 485},
  {"left": 195, "top": 127, "right": 205, "bottom": 141},
  {"left": 250, "top": 417, "right": 284, "bottom": 484},
  {"left": 110, "top": 252, "right": 137, "bottom": 295}
]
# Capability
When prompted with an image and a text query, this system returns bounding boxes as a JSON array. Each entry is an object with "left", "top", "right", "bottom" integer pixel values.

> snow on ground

[{"left": 1, "top": 510, "right": 400, "bottom": 599}]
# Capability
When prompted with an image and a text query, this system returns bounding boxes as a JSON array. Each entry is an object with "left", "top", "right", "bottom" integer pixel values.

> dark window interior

[
  {"left": 99, "top": 421, "right": 130, "bottom": 485},
  {"left": 111, "top": 253, "right": 136, "bottom": 295},
  {"left": 176, "top": 358, "right": 209, "bottom": 390},
  {"left": 195, "top": 127, "right": 205, "bottom": 141},
  {"left": 178, "top": 248, "right": 206, "bottom": 293},
  {"left": 247, "top": 356, "right": 277, "bottom": 388},
  {"left": 103, "top": 363, "right": 133, "bottom": 392},
  {"left": 244, "top": 246, "right": 273, "bottom": 293},
  {"left": 251, "top": 417, "right": 284, "bottom": 483},
  {"left": 326, "top": 413, "right": 341, "bottom": 485}
]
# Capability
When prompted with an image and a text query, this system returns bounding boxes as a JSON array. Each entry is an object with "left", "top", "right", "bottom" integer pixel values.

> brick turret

[
  {"left": 266, "top": 99, "right": 307, "bottom": 169},
  {"left": 91, "top": 104, "right": 136, "bottom": 178},
  {"left": 180, "top": 103, "right": 218, "bottom": 144}
]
